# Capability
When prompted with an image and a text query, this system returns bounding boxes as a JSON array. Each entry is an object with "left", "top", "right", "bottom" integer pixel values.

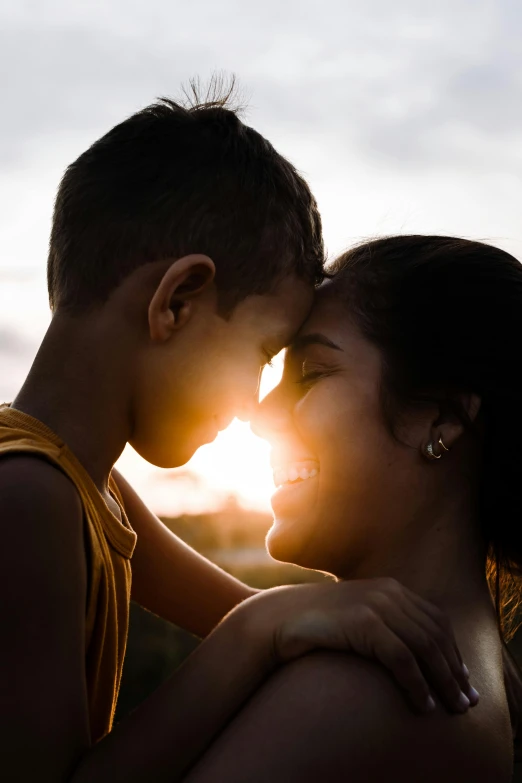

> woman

[{"left": 185, "top": 235, "right": 520, "bottom": 782}]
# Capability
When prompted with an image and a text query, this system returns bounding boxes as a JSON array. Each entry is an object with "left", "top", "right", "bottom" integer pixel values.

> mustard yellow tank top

[{"left": 0, "top": 404, "right": 137, "bottom": 742}]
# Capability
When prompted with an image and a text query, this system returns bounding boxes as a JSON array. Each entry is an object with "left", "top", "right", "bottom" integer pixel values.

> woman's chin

[
  {"left": 267, "top": 475, "right": 320, "bottom": 565},
  {"left": 265, "top": 515, "right": 317, "bottom": 569},
  {"left": 271, "top": 473, "right": 319, "bottom": 519}
]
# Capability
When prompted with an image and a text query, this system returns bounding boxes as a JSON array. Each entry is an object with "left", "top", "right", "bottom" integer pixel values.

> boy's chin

[
  {"left": 131, "top": 424, "right": 219, "bottom": 469},
  {"left": 131, "top": 440, "right": 194, "bottom": 470}
]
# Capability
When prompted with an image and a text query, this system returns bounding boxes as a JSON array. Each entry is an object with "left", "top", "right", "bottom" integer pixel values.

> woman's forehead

[
  {"left": 298, "top": 283, "right": 346, "bottom": 334},
  {"left": 292, "top": 285, "right": 374, "bottom": 363}
]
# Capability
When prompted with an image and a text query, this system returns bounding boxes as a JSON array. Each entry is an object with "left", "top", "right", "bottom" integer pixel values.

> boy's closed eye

[{"left": 262, "top": 349, "right": 277, "bottom": 368}]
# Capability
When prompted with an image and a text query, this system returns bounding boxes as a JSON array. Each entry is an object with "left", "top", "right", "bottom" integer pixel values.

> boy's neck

[{"left": 13, "top": 311, "right": 134, "bottom": 492}]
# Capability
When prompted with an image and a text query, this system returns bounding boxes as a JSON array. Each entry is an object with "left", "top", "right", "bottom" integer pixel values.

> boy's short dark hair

[{"left": 47, "top": 77, "right": 325, "bottom": 314}]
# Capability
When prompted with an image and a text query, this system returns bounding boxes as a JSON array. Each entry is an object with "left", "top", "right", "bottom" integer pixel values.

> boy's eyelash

[{"left": 263, "top": 351, "right": 275, "bottom": 368}]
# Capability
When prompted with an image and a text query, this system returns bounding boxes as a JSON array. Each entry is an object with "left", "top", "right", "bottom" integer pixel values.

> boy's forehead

[{"left": 233, "top": 277, "right": 315, "bottom": 342}]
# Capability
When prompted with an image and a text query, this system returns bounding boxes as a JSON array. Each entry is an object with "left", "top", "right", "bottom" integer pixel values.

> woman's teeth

[{"left": 273, "top": 462, "right": 319, "bottom": 488}]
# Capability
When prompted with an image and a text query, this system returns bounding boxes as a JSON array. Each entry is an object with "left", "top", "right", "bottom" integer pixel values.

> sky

[{"left": 1, "top": 0, "right": 521, "bottom": 514}]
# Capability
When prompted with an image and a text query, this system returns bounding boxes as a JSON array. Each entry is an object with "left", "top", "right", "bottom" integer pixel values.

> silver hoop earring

[
  {"left": 424, "top": 441, "right": 441, "bottom": 460},
  {"left": 438, "top": 436, "right": 450, "bottom": 452}
]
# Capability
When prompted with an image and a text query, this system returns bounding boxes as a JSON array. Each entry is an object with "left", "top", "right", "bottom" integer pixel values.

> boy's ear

[{"left": 148, "top": 254, "right": 216, "bottom": 342}]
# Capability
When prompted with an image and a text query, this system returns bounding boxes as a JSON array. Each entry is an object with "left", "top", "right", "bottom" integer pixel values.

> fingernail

[
  {"left": 457, "top": 691, "right": 470, "bottom": 711},
  {"left": 462, "top": 663, "right": 470, "bottom": 678},
  {"left": 425, "top": 695, "right": 436, "bottom": 712},
  {"left": 468, "top": 686, "right": 480, "bottom": 706}
]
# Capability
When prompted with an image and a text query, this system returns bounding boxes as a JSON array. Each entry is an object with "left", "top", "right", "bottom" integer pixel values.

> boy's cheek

[{"left": 218, "top": 360, "right": 263, "bottom": 404}]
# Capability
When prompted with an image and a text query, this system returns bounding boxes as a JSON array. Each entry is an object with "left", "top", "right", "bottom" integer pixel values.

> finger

[
  {"left": 385, "top": 615, "right": 470, "bottom": 714},
  {"left": 401, "top": 589, "right": 467, "bottom": 671},
  {"left": 400, "top": 603, "right": 479, "bottom": 708},
  {"left": 365, "top": 623, "right": 436, "bottom": 714},
  {"left": 412, "top": 603, "right": 478, "bottom": 703},
  {"left": 372, "top": 582, "right": 465, "bottom": 678},
  {"left": 370, "top": 582, "right": 475, "bottom": 711}
]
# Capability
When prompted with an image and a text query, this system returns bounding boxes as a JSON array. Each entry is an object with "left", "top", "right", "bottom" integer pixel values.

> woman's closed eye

[{"left": 295, "top": 363, "right": 335, "bottom": 391}]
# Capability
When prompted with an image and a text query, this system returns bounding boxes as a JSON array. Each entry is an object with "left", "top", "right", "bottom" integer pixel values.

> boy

[{"left": 0, "top": 85, "right": 474, "bottom": 782}]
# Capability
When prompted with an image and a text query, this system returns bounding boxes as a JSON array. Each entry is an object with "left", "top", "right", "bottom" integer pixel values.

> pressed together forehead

[
  {"left": 229, "top": 274, "right": 315, "bottom": 345},
  {"left": 284, "top": 280, "right": 391, "bottom": 386}
]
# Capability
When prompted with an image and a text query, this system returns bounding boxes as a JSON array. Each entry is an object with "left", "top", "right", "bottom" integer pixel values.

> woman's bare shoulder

[
  {"left": 274, "top": 651, "right": 512, "bottom": 782},
  {"left": 185, "top": 650, "right": 512, "bottom": 783}
]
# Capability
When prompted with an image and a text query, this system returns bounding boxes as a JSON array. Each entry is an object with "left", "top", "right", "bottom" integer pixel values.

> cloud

[
  {"left": 1, "top": 0, "right": 521, "bottom": 177},
  {"left": 0, "top": 326, "right": 33, "bottom": 356},
  {"left": 0, "top": 336, "right": 36, "bottom": 403},
  {"left": 1, "top": 0, "right": 521, "bottom": 513}
]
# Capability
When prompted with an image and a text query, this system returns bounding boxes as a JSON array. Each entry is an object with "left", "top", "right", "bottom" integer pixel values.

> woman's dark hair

[
  {"left": 330, "top": 235, "right": 522, "bottom": 641},
  {"left": 47, "top": 76, "right": 324, "bottom": 314}
]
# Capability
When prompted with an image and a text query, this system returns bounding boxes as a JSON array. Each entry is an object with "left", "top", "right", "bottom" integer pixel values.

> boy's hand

[{"left": 241, "top": 578, "right": 477, "bottom": 715}]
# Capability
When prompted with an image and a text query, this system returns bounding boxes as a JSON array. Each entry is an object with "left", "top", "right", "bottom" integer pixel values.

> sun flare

[{"left": 116, "top": 353, "right": 285, "bottom": 515}]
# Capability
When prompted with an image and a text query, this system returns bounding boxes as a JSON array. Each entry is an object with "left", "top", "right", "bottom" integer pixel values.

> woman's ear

[
  {"left": 426, "top": 392, "right": 482, "bottom": 455},
  {"left": 148, "top": 254, "right": 216, "bottom": 342}
]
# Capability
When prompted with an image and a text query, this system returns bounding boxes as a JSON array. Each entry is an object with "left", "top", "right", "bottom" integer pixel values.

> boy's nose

[{"left": 236, "top": 396, "right": 260, "bottom": 424}]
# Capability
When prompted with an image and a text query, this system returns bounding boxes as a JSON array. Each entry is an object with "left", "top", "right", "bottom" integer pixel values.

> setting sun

[{"left": 116, "top": 353, "right": 285, "bottom": 516}]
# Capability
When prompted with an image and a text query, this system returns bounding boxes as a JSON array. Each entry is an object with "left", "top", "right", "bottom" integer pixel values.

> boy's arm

[
  {"left": 1, "top": 459, "right": 475, "bottom": 783},
  {"left": 112, "top": 469, "right": 255, "bottom": 636},
  {"left": 0, "top": 456, "right": 271, "bottom": 783},
  {"left": 79, "top": 583, "right": 476, "bottom": 783}
]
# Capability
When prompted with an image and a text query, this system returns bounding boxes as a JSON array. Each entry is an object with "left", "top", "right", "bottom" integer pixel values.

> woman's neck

[{"left": 338, "top": 491, "right": 493, "bottom": 622}]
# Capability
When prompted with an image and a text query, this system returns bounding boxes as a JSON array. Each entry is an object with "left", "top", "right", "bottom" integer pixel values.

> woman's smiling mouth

[
  {"left": 270, "top": 458, "right": 320, "bottom": 520},
  {"left": 272, "top": 460, "right": 319, "bottom": 488}
]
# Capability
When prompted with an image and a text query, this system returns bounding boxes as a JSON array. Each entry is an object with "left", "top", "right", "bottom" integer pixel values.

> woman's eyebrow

[{"left": 289, "top": 333, "right": 343, "bottom": 354}]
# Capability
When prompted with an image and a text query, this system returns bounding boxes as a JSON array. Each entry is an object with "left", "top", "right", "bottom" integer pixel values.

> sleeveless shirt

[{"left": 0, "top": 404, "right": 136, "bottom": 741}]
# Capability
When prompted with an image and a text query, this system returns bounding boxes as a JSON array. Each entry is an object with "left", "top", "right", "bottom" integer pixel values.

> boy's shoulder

[
  {"left": 0, "top": 454, "right": 90, "bottom": 779},
  {"left": 0, "top": 454, "right": 84, "bottom": 578},
  {"left": 0, "top": 452, "right": 82, "bottom": 514}
]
